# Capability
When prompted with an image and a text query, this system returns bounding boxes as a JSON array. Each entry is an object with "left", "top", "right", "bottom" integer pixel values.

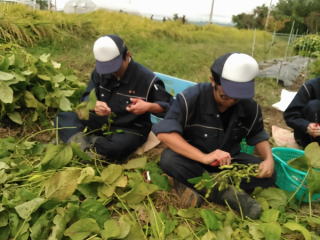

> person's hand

[
  {"left": 257, "top": 158, "right": 274, "bottom": 178},
  {"left": 126, "top": 98, "right": 151, "bottom": 115},
  {"left": 94, "top": 101, "right": 111, "bottom": 116},
  {"left": 202, "top": 149, "right": 232, "bottom": 166},
  {"left": 307, "top": 123, "right": 320, "bottom": 138}
]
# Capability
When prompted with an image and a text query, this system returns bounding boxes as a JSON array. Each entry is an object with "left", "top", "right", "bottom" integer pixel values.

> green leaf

[
  {"left": 39, "top": 53, "right": 50, "bottom": 63},
  {"left": 31, "top": 84, "right": 47, "bottom": 100},
  {"left": 59, "top": 97, "right": 72, "bottom": 111},
  {"left": 0, "top": 56, "right": 10, "bottom": 71},
  {"left": 287, "top": 155, "right": 309, "bottom": 171},
  {"left": 21, "top": 70, "right": 33, "bottom": 76},
  {"left": 30, "top": 210, "right": 53, "bottom": 240},
  {"left": 7, "top": 112, "right": 22, "bottom": 125},
  {"left": 97, "top": 184, "right": 116, "bottom": 199},
  {"left": 44, "top": 168, "right": 81, "bottom": 200},
  {"left": 79, "top": 199, "right": 110, "bottom": 228},
  {"left": 24, "top": 91, "right": 44, "bottom": 109},
  {"left": 52, "top": 73, "right": 65, "bottom": 83},
  {"left": 101, "top": 219, "right": 121, "bottom": 239},
  {"left": 0, "top": 226, "right": 10, "bottom": 240},
  {"left": 201, "top": 231, "right": 216, "bottom": 240},
  {"left": 260, "top": 209, "right": 280, "bottom": 223},
  {"left": 284, "top": 222, "right": 311, "bottom": 240},
  {"left": 259, "top": 222, "right": 281, "bottom": 240},
  {"left": 117, "top": 215, "right": 131, "bottom": 239},
  {"left": 77, "top": 167, "right": 96, "bottom": 184},
  {"left": 255, "top": 187, "right": 288, "bottom": 210},
  {"left": 0, "top": 170, "right": 8, "bottom": 184},
  {"left": 41, "top": 144, "right": 73, "bottom": 170},
  {"left": 123, "top": 157, "right": 147, "bottom": 169},
  {"left": 177, "top": 208, "right": 200, "bottom": 219},
  {"left": 14, "top": 198, "right": 46, "bottom": 219},
  {"left": 51, "top": 60, "right": 61, "bottom": 69},
  {"left": 64, "top": 218, "right": 100, "bottom": 240},
  {"left": 248, "top": 223, "right": 264, "bottom": 240},
  {"left": 121, "top": 182, "right": 159, "bottom": 205},
  {"left": 48, "top": 203, "right": 78, "bottom": 240},
  {"left": 71, "top": 142, "right": 92, "bottom": 162},
  {"left": 0, "top": 211, "right": 9, "bottom": 227},
  {"left": 307, "top": 169, "right": 320, "bottom": 194},
  {"left": 75, "top": 102, "right": 90, "bottom": 120},
  {"left": 37, "top": 74, "right": 51, "bottom": 81},
  {"left": 0, "top": 82, "right": 13, "bottom": 103},
  {"left": 75, "top": 90, "right": 96, "bottom": 120},
  {"left": 175, "top": 224, "right": 192, "bottom": 239},
  {"left": 87, "top": 89, "right": 97, "bottom": 109},
  {"left": 304, "top": 142, "right": 320, "bottom": 168},
  {"left": 101, "top": 164, "right": 123, "bottom": 184},
  {"left": 0, "top": 71, "right": 14, "bottom": 81},
  {"left": 200, "top": 209, "right": 221, "bottom": 231}
]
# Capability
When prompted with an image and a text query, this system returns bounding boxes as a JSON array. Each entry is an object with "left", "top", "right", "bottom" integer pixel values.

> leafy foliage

[
  {"left": 1, "top": 137, "right": 319, "bottom": 239},
  {"left": 0, "top": 43, "right": 85, "bottom": 125},
  {"left": 293, "top": 34, "right": 320, "bottom": 57},
  {"left": 232, "top": 0, "right": 320, "bottom": 33}
]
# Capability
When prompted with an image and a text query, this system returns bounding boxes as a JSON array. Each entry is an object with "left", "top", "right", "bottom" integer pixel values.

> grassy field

[{"left": 1, "top": 4, "right": 319, "bottom": 240}]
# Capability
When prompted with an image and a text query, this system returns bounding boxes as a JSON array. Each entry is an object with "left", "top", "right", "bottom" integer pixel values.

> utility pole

[{"left": 209, "top": 0, "right": 214, "bottom": 23}]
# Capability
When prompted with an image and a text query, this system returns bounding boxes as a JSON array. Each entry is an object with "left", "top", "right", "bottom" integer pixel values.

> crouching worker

[
  {"left": 152, "top": 53, "right": 275, "bottom": 219},
  {"left": 284, "top": 77, "right": 320, "bottom": 148},
  {"left": 56, "top": 34, "right": 172, "bottom": 160}
]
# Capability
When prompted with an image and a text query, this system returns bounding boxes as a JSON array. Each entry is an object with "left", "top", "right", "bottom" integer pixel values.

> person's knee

[
  {"left": 159, "top": 149, "right": 176, "bottom": 174},
  {"left": 93, "top": 135, "right": 144, "bottom": 160}
]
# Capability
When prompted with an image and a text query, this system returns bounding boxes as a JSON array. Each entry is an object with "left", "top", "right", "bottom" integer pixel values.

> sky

[{"left": 55, "top": 0, "right": 278, "bottom": 23}]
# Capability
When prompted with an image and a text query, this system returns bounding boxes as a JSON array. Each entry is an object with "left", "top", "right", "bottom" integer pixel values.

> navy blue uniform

[
  {"left": 57, "top": 60, "right": 172, "bottom": 159},
  {"left": 284, "top": 77, "right": 320, "bottom": 147},
  {"left": 152, "top": 83, "right": 274, "bottom": 192}
]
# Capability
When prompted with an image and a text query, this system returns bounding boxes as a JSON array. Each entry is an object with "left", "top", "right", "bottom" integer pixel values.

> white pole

[
  {"left": 265, "top": 0, "right": 273, "bottom": 30},
  {"left": 251, "top": 28, "right": 257, "bottom": 57},
  {"left": 209, "top": 0, "right": 214, "bottom": 23}
]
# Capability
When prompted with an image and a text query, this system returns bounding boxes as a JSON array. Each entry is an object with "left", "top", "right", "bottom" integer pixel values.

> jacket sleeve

[
  {"left": 147, "top": 77, "right": 173, "bottom": 117},
  {"left": 152, "top": 92, "right": 188, "bottom": 135},
  {"left": 245, "top": 103, "right": 269, "bottom": 146},
  {"left": 283, "top": 83, "right": 312, "bottom": 133}
]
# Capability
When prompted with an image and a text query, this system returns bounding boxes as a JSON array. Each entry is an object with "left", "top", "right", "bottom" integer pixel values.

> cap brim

[
  {"left": 95, "top": 55, "right": 122, "bottom": 74},
  {"left": 221, "top": 78, "right": 254, "bottom": 99}
]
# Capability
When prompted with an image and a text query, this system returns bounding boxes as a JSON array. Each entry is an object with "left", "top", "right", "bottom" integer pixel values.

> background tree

[
  {"left": 36, "top": 0, "right": 48, "bottom": 9},
  {"left": 232, "top": 0, "right": 320, "bottom": 33}
]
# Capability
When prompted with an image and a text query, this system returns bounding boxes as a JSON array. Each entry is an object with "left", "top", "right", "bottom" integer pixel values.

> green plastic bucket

[{"left": 272, "top": 147, "right": 320, "bottom": 202}]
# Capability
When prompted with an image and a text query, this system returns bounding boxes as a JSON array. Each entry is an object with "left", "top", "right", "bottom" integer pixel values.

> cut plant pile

[{"left": 0, "top": 136, "right": 319, "bottom": 239}]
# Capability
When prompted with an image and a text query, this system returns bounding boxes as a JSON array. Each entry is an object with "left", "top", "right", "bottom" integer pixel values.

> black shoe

[
  {"left": 211, "top": 187, "right": 262, "bottom": 219},
  {"left": 68, "top": 132, "right": 91, "bottom": 151},
  {"left": 172, "top": 178, "right": 203, "bottom": 208}
]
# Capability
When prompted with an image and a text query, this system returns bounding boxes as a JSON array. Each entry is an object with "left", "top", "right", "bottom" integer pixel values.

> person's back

[{"left": 284, "top": 77, "right": 320, "bottom": 147}]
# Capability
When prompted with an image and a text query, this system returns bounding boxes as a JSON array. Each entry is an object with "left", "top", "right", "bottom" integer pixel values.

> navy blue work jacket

[
  {"left": 82, "top": 59, "right": 172, "bottom": 136},
  {"left": 152, "top": 83, "right": 269, "bottom": 155},
  {"left": 284, "top": 77, "right": 320, "bottom": 133}
]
